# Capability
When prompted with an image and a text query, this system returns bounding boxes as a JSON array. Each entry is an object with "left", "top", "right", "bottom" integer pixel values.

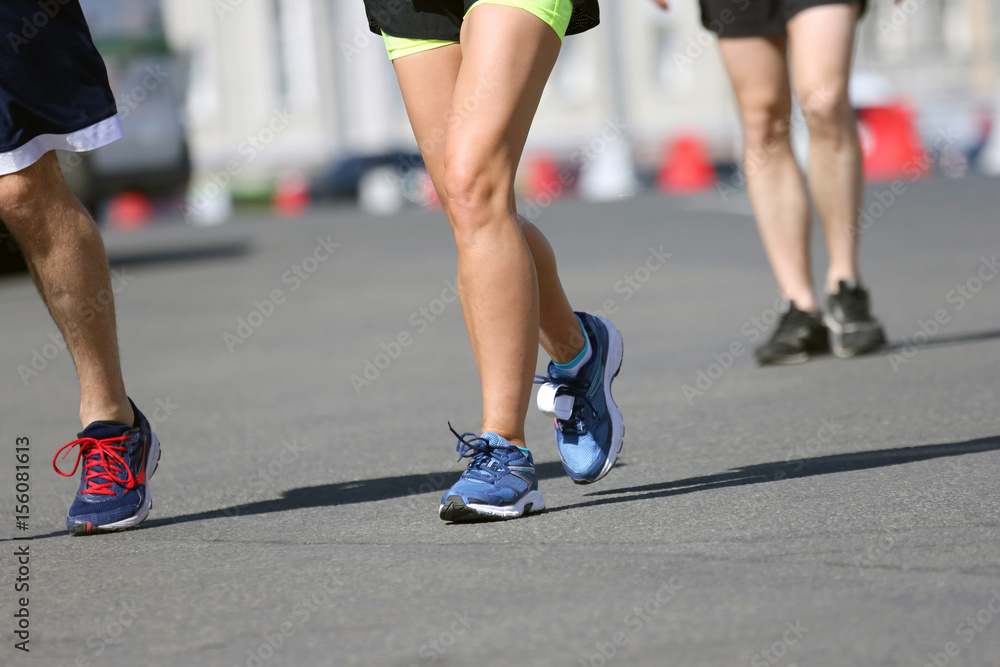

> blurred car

[
  {"left": 310, "top": 151, "right": 426, "bottom": 201},
  {"left": 59, "top": 56, "right": 190, "bottom": 213}
]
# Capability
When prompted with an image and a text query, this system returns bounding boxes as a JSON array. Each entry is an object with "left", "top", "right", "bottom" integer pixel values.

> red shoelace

[{"left": 53, "top": 436, "right": 135, "bottom": 495}]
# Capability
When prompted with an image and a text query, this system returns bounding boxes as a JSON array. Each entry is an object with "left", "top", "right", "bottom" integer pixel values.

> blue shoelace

[{"left": 448, "top": 422, "right": 514, "bottom": 479}]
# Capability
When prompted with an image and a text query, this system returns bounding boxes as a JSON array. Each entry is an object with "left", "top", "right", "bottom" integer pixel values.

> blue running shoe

[
  {"left": 53, "top": 398, "right": 160, "bottom": 535},
  {"left": 535, "top": 312, "right": 623, "bottom": 484},
  {"left": 439, "top": 425, "right": 545, "bottom": 522}
]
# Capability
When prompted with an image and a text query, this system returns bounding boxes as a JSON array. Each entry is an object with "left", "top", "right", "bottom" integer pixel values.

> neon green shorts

[{"left": 382, "top": 0, "right": 573, "bottom": 60}]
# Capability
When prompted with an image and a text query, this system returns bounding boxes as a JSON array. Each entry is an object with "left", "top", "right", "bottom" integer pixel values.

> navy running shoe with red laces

[{"left": 53, "top": 398, "right": 160, "bottom": 535}]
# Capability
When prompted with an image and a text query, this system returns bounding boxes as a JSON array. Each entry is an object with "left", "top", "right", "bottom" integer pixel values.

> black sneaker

[
  {"left": 825, "top": 280, "right": 887, "bottom": 358},
  {"left": 755, "top": 301, "right": 830, "bottom": 366}
]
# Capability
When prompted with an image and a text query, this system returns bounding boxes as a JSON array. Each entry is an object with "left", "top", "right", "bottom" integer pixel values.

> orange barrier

[
  {"left": 107, "top": 191, "right": 153, "bottom": 230},
  {"left": 524, "top": 153, "right": 564, "bottom": 202},
  {"left": 857, "top": 103, "right": 929, "bottom": 181},
  {"left": 657, "top": 135, "right": 717, "bottom": 193},
  {"left": 272, "top": 172, "right": 310, "bottom": 217}
]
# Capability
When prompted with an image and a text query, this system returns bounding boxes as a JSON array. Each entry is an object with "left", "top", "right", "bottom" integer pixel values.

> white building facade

[{"left": 160, "top": 0, "right": 998, "bottom": 185}]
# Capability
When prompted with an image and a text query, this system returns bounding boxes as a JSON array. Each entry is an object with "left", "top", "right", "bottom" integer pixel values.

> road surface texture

[{"left": 1, "top": 175, "right": 998, "bottom": 666}]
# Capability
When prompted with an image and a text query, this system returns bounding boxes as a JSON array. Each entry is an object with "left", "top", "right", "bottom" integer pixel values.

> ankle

[
  {"left": 551, "top": 315, "right": 592, "bottom": 375},
  {"left": 826, "top": 274, "right": 859, "bottom": 294},
  {"left": 785, "top": 295, "right": 818, "bottom": 313},
  {"left": 483, "top": 428, "right": 526, "bottom": 451},
  {"left": 80, "top": 398, "right": 134, "bottom": 428}
]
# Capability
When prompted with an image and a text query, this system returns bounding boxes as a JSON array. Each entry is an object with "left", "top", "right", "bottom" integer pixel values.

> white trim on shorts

[{"left": 0, "top": 115, "right": 123, "bottom": 176}]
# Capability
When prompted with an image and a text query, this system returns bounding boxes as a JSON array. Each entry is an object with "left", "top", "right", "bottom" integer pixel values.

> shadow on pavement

[
  {"left": 107, "top": 241, "right": 251, "bottom": 269},
  {"left": 547, "top": 435, "right": 1000, "bottom": 514},
  {"left": 881, "top": 328, "right": 1000, "bottom": 354},
  {"left": 15, "top": 437, "right": 997, "bottom": 539},
  {"left": 131, "top": 461, "right": 570, "bottom": 533}
]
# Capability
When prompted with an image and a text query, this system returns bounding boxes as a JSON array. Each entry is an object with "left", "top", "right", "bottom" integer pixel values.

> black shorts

[
  {"left": 698, "top": 0, "right": 867, "bottom": 37},
  {"left": 0, "top": 0, "right": 120, "bottom": 175},
  {"left": 364, "top": 0, "right": 600, "bottom": 40}
]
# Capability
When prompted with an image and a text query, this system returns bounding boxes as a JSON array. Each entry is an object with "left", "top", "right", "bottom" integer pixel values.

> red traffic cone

[
  {"left": 272, "top": 172, "right": 310, "bottom": 218},
  {"left": 857, "top": 102, "right": 928, "bottom": 181},
  {"left": 524, "top": 153, "right": 564, "bottom": 202},
  {"left": 107, "top": 191, "right": 153, "bottom": 231},
  {"left": 657, "top": 135, "right": 717, "bottom": 193}
]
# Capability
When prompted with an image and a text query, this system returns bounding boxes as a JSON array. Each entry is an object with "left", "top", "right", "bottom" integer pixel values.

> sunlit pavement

[{"left": 2, "top": 176, "right": 999, "bottom": 666}]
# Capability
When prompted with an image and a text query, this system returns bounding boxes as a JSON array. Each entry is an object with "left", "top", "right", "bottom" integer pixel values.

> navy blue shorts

[{"left": 0, "top": 0, "right": 121, "bottom": 175}]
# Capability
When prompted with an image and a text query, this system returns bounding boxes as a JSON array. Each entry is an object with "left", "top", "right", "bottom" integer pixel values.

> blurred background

[{"left": 3, "top": 0, "right": 1000, "bottom": 239}]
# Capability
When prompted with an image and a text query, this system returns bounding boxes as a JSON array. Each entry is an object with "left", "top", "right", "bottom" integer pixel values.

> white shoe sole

[
  {"left": 824, "top": 314, "right": 885, "bottom": 359},
  {"left": 584, "top": 315, "right": 624, "bottom": 484},
  {"left": 93, "top": 432, "right": 160, "bottom": 532},
  {"left": 440, "top": 489, "right": 546, "bottom": 520}
]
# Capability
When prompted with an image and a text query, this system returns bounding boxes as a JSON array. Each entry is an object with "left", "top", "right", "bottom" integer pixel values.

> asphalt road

[{"left": 1, "top": 175, "right": 998, "bottom": 667}]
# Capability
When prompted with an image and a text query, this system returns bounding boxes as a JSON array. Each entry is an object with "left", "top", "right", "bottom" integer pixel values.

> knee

[
  {"left": 741, "top": 99, "right": 792, "bottom": 154},
  {"left": 442, "top": 153, "right": 510, "bottom": 244},
  {"left": 0, "top": 154, "right": 69, "bottom": 228},
  {"left": 800, "top": 84, "right": 852, "bottom": 140},
  {"left": 0, "top": 158, "right": 90, "bottom": 256},
  {"left": 0, "top": 171, "right": 44, "bottom": 226}
]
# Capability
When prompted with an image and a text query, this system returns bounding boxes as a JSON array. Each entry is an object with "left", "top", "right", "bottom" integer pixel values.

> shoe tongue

[
  {"left": 76, "top": 422, "right": 132, "bottom": 490},
  {"left": 478, "top": 432, "right": 510, "bottom": 448},
  {"left": 549, "top": 363, "right": 578, "bottom": 382},
  {"left": 78, "top": 420, "right": 132, "bottom": 441},
  {"left": 835, "top": 279, "right": 859, "bottom": 295},
  {"left": 785, "top": 301, "right": 819, "bottom": 319}
]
